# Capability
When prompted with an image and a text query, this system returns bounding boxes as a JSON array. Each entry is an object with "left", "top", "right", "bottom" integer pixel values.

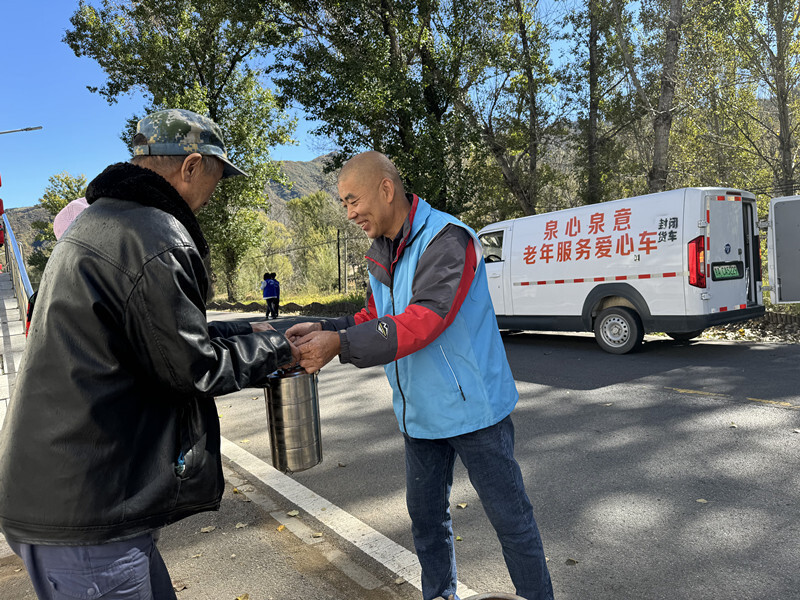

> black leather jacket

[{"left": 0, "top": 163, "right": 291, "bottom": 544}]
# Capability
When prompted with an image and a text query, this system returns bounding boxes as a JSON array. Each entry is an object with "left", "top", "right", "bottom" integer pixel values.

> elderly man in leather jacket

[{"left": 0, "top": 109, "right": 298, "bottom": 600}]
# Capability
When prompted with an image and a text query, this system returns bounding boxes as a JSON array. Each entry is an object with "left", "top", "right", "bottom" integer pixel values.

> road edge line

[{"left": 220, "top": 436, "right": 478, "bottom": 597}]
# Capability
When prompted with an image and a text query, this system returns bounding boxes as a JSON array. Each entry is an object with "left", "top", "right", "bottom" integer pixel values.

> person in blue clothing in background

[
  {"left": 261, "top": 272, "right": 280, "bottom": 319},
  {"left": 286, "top": 151, "right": 554, "bottom": 600}
]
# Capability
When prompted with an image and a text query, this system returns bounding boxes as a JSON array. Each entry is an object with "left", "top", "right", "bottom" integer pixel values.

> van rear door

[
  {"left": 767, "top": 195, "right": 800, "bottom": 303},
  {"left": 478, "top": 227, "right": 510, "bottom": 315},
  {"left": 705, "top": 192, "right": 758, "bottom": 312}
]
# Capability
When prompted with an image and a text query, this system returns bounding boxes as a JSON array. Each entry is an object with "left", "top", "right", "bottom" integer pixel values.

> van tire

[
  {"left": 666, "top": 330, "right": 704, "bottom": 341},
  {"left": 594, "top": 307, "right": 644, "bottom": 354}
]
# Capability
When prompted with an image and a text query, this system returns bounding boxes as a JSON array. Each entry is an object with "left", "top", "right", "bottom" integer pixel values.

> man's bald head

[
  {"left": 337, "top": 151, "right": 411, "bottom": 240},
  {"left": 338, "top": 151, "right": 405, "bottom": 200}
]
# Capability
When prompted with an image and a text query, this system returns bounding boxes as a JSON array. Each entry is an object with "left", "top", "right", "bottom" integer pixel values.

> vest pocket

[{"left": 437, "top": 346, "right": 466, "bottom": 401}]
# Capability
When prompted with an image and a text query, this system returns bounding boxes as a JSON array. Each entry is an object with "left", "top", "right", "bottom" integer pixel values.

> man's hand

[
  {"left": 282, "top": 340, "right": 301, "bottom": 370},
  {"left": 295, "top": 330, "right": 341, "bottom": 374},
  {"left": 285, "top": 321, "right": 322, "bottom": 344},
  {"left": 251, "top": 321, "right": 276, "bottom": 333},
  {"left": 250, "top": 321, "right": 299, "bottom": 369}
]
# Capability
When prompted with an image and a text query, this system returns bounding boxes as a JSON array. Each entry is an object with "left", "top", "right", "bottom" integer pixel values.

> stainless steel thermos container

[{"left": 264, "top": 367, "right": 322, "bottom": 473}]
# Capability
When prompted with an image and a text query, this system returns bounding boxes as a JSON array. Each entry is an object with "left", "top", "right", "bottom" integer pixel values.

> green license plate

[{"left": 711, "top": 262, "right": 743, "bottom": 280}]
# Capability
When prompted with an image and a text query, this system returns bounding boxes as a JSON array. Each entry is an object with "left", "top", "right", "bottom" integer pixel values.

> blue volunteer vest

[{"left": 369, "top": 198, "right": 518, "bottom": 439}]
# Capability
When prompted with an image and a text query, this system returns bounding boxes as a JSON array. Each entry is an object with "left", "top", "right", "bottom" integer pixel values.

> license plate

[{"left": 711, "top": 262, "right": 743, "bottom": 281}]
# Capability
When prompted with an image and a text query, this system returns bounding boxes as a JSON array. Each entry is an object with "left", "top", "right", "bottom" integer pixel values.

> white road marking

[{"left": 220, "top": 436, "right": 479, "bottom": 598}]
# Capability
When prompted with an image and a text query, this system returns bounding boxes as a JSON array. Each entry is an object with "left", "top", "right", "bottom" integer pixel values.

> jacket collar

[{"left": 86, "top": 162, "right": 209, "bottom": 256}]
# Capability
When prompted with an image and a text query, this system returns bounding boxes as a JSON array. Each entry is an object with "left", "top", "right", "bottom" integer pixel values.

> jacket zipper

[
  {"left": 440, "top": 346, "right": 466, "bottom": 401},
  {"left": 391, "top": 283, "right": 410, "bottom": 435}
]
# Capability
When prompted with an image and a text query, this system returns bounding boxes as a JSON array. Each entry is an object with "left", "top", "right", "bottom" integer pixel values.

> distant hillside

[
  {"left": 266, "top": 154, "right": 338, "bottom": 223},
  {"left": 5, "top": 205, "right": 51, "bottom": 267},
  {"left": 2, "top": 155, "right": 336, "bottom": 269}
]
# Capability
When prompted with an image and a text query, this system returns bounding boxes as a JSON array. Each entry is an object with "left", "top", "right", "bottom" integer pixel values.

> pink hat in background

[{"left": 53, "top": 197, "right": 89, "bottom": 240}]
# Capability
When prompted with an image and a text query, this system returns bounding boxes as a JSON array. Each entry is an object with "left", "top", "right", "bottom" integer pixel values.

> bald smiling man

[{"left": 286, "top": 151, "right": 554, "bottom": 600}]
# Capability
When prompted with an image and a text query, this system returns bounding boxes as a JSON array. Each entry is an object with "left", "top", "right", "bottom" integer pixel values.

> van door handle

[{"left": 489, "top": 273, "right": 501, "bottom": 278}]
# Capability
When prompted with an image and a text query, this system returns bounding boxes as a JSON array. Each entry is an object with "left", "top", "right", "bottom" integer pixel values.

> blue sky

[{"left": 0, "top": 1, "right": 326, "bottom": 210}]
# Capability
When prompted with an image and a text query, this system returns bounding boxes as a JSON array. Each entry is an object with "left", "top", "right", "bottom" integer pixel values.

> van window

[{"left": 479, "top": 231, "right": 504, "bottom": 263}]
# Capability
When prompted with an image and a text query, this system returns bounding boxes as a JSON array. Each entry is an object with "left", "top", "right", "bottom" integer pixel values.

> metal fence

[{"left": 2, "top": 213, "right": 34, "bottom": 323}]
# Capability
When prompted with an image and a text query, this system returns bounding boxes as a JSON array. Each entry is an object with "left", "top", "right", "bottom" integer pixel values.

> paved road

[
  {"left": 210, "top": 312, "right": 800, "bottom": 600},
  {"left": 3, "top": 308, "right": 799, "bottom": 600}
]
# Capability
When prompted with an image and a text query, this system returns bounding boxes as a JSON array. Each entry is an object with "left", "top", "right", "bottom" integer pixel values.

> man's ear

[
  {"left": 380, "top": 177, "right": 395, "bottom": 204},
  {"left": 180, "top": 153, "right": 204, "bottom": 182}
]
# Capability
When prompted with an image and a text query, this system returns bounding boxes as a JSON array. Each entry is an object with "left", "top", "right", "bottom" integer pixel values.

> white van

[{"left": 477, "top": 187, "right": 768, "bottom": 353}]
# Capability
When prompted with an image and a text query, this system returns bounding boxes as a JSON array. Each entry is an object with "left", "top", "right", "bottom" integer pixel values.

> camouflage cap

[{"left": 132, "top": 109, "right": 247, "bottom": 178}]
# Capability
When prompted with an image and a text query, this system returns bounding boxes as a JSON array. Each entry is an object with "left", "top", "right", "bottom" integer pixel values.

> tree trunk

[
  {"left": 379, "top": 0, "right": 413, "bottom": 155},
  {"left": 771, "top": 0, "right": 795, "bottom": 195},
  {"left": 419, "top": 1, "right": 450, "bottom": 210},
  {"left": 515, "top": 0, "right": 539, "bottom": 213},
  {"left": 648, "top": 0, "right": 683, "bottom": 193},
  {"left": 586, "top": 0, "right": 601, "bottom": 204}
]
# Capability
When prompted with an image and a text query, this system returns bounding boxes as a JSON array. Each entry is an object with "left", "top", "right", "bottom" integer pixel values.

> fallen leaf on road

[
  {"left": 696, "top": 499, "right": 708, "bottom": 503},
  {"left": 191, "top": 553, "right": 202, "bottom": 559},
  {"left": 235, "top": 594, "right": 250, "bottom": 600},
  {"left": 312, "top": 532, "right": 323, "bottom": 538},
  {"left": 455, "top": 535, "right": 463, "bottom": 541},
  {"left": 395, "top": 577, "right": 406, "bottom": 585},
  {"left": 729, "top": 422, "right": 738, "bottom": 428},
  {"left": 231, "top": 554, "right": 236, "bottom": 558},
  {"left": 240, "top": 439, "right": 250, "bottom": 443},
  {"left": 172, "top": 580, "right": 188, "bottom": 591},
  {"left": 456, "top": 502, "right": 468, "bottom": 509},
  {"left": 277, "top": 524, "right": 285, "bottom": 532},
  {"left": 565, "top": 558, "right": 579, "bottom": 566},
  {"left": 602, "top": 403, "right": 613, "bottom": 407},
  {"left": 200, "top": 526, "right": 216, "bottom": 533},
  {"left": 793, "top": 429, "right": 800, "bottom": 434},
  {"left": 338, "top": 462, "right": 347, "bottom": 467},
  {"left": 235, "top": 522, "right": 248, "bottom": 529},
  {"left": 232, "top": 487, "right": 241, "bottom": 494},
  {"left": 287, "top": 510, "right": 300, "bottom": 517}
]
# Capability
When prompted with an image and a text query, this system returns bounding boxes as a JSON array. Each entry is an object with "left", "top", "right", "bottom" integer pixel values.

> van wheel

[
  {"left": 594, "top": 307, "right": 644, "bottom": 354},
  {"left": 666, "top": 330, "right": 704, "bottom": 341}
]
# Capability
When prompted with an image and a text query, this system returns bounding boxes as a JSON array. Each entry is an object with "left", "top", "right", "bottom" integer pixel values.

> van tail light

[{"left": 688, "top": 235, "right": 706, "bottom": 288}]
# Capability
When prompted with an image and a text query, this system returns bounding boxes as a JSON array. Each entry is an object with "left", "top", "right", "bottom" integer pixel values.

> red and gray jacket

[{"left": 323, "top": 194, "right": 518, "bottom": 439}]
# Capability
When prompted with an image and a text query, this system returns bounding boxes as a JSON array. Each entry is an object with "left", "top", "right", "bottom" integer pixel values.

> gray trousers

[{"left": 9, "top": 531, "right": 177, "bottom": 600}]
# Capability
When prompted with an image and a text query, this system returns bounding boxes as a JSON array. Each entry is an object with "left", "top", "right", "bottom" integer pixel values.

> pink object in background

[{"left": 53, "top": 197, "right": 89, "bottom": 240}]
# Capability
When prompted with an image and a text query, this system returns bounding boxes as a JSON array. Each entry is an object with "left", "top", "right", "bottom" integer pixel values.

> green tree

[
  {"left": 284, "top": 191, "right": 356, "bottom": 293},
  {"left": 560, "top": 0, "right": 631, "bottom": 205},
  {"left": 454, "top": 0, "right": 568, "bottom": 216},
  {"left": 729, "top": 0, "right": 800, "bottom": 196},
  {"left": 667, "top": 0, "right": 771, "bottom": 191},
  {"left": 28, "top": 172, "right": 87, "bottom": 277},
  {"left": 235, "top": 213, "right": 294, "bottom": 302},
  {"left": 277, "top": 0, "right": 499, "bottom": 215},
  {"left": 611, "top": 0, "right": 686, "bottom": 194},
  {"left": 64, "top": 0, "right": 296, "bottom": 300}
]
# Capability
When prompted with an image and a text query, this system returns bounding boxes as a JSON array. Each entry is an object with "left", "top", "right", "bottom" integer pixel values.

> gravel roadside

[{"left": 690, "top": 313, "right": 800, "bottom": 344}]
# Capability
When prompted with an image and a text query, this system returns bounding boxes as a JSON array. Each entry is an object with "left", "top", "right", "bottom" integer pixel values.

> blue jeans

[
  {"left": 404, "top": 415, "right": 554, "bottom": 600},
  {"left": 9, "top": 532, "right": 176, "bottom": 600}
]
